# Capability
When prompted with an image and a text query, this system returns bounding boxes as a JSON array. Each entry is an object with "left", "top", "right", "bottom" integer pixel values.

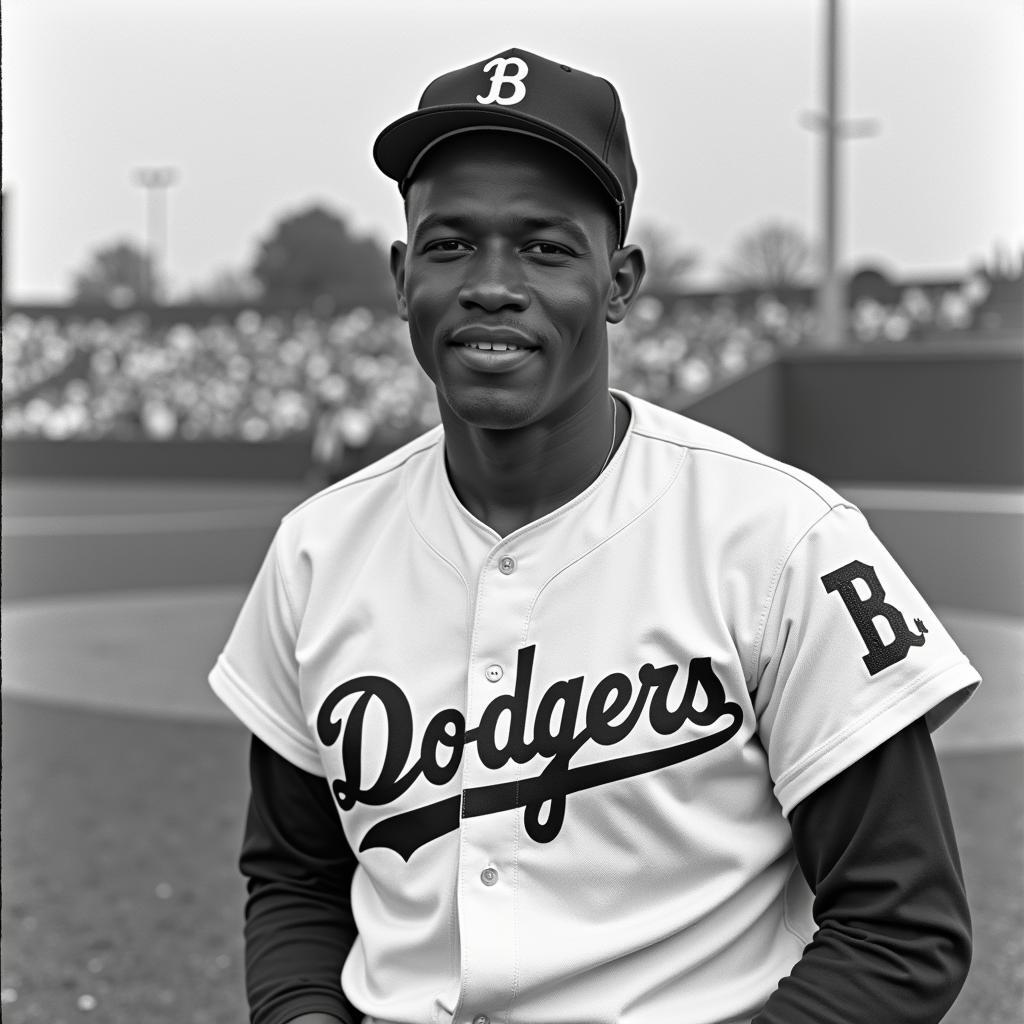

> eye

[
  {"left": 523, "top": 241, "right": 572, "bottom": 256},
  {"left": 424, "top": 239, "right": 471, "bottom": 253}
]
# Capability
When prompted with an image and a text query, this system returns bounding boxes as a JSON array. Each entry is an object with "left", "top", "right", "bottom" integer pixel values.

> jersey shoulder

[
  {"left": 624, "top": 390, "right": 851, "bottom": 514},
  {"left": 281, "top": 424, "right": 444, "bottom": 531}
]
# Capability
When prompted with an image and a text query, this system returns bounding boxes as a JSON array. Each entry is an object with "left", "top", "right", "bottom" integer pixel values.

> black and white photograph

[{"left": 2, "top": 2, "right": 1022, "bottom": 1023}]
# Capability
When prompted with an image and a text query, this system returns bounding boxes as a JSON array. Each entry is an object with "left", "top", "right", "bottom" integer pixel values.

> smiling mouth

[
  {"left": 448, "top": 332, "right": 538, "bottom": 375},
  {"left": 449, "top": 324, "right": 537, "bottom": 354}
]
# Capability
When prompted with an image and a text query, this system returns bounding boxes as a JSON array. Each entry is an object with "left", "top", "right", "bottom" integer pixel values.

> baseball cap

[{"left": 373, "top": 47, "right": 637, "bottom": 246}]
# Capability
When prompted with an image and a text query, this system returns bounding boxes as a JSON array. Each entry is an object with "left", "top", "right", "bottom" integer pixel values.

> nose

[{"left": 458, "top": 245, "right": 530, "bottom": 313}]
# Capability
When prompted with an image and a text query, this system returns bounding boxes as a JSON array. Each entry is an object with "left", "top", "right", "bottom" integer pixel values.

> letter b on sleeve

[{"left": 821, "top": 559, "right": 927, "bottom": 676}]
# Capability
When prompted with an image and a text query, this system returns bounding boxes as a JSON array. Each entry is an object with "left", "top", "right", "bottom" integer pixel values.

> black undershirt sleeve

[
  {"left": 752, "top": 716, "right": 972, "bottom": 1024},
  {"left": 240, "top": 735, "right": 361, "bottom": 1024}
]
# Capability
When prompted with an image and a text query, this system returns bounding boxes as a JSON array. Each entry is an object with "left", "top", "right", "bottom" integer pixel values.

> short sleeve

[
  {"left": 209, "top": 530, "right": 323, "bottom": 776},
  {"left": 754, "top": 504, "right": 980, "bottom": 816}
]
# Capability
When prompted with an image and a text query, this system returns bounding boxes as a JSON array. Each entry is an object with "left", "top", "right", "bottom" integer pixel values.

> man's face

[{"left": 392, "top": 134, "right": 629, "bottom": 431}]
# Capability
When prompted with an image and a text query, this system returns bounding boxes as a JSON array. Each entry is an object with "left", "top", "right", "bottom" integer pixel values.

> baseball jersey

[{"left": 209, "top": 389, "right": 980, "bottom": 1024}]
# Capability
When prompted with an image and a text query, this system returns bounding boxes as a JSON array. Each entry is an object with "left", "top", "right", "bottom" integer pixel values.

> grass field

[{"left": 2, "top": 478, "right": 1022, "bottom": 1024}]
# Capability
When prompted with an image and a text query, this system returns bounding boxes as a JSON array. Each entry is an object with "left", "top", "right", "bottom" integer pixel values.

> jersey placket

[{"left": 454, "top": 541, "right": 535, "bottom": 1024}]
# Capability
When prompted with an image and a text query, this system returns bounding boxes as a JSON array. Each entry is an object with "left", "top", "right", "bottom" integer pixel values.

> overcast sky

[{"left": 3, "top": 0, "right": 1022, "bottom": 300}]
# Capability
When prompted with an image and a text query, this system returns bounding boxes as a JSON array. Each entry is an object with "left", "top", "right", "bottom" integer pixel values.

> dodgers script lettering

[{"left": 316, "top": 646, "right": 743, "bottom": 860}]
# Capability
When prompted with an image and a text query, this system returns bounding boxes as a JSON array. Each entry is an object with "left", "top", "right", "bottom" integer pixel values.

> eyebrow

[{"left": 412, "top": 212, "right": 591, "bottom": 250}]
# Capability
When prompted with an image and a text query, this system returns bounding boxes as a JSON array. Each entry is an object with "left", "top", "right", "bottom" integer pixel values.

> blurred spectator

[
  {"left": 849, "top": 279, "right": 993, "bottom": 344},
  {"left": 3, "top": 309, "right": 439, "bottom": 451}
]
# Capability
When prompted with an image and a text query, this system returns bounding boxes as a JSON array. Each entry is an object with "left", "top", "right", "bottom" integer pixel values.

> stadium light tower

[
  {"left": 133, "top": 166, "right": 178, "bottom": 303},
  {"left": 801, "top": 0, "right": 878, "bottom": 347}
]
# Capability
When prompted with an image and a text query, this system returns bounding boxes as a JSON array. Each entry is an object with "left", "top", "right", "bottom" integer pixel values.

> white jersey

[{"left": 210, "top": 389, "right": 979, "bottom": 1024}]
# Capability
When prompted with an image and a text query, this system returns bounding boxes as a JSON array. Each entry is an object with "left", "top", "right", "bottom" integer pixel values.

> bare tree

[
  {"left": 630, "top": 221, "right": 700, "bottom": 293},
  {"left": 722, "top": 221, "right": 811, "bottom": 290}
]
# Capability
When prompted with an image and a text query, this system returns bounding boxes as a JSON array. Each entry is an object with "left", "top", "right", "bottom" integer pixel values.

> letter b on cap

[{"left": 477, "top": 57, "right": 529, "bottom": 106}]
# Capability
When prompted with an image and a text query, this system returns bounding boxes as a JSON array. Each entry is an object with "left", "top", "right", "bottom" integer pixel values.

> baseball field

[{"left": 2, "top": 477, "right": 1022, "bottom": 1024}]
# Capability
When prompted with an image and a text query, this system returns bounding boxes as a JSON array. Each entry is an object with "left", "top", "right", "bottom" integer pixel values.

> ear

[
  {"left": 605, "top": 244, "right": 646, "bottom": 325},
  {"left": 390, "top": 241, "right": 409, "bottom": 321}
]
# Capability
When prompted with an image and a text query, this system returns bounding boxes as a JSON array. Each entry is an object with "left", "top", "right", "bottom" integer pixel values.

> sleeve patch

[{"left": 821, "top": 559, "right": 927, "bottom": 676}]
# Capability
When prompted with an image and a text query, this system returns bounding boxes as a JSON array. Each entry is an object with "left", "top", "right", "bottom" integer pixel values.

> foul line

[
  {"left": 836, "top": 485, "right": 1024, "bottom": 515},
  {"left": 3, "top": 508, "right": 284, "bottom": 536}
]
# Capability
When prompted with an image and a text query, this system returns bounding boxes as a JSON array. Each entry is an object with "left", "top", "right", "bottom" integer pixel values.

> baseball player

[{"left": 210, "top": 48, "right": 980, "bottom": 1024}]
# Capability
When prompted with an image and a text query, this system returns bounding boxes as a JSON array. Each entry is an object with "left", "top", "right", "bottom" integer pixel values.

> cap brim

[{"left": 373, "top": 105, "right": 626, "bottom": 209}]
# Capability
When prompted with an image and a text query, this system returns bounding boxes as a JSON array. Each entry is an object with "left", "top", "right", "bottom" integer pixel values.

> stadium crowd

[{"left": 1, "top": 277, "right": 995, "bottom": 456}]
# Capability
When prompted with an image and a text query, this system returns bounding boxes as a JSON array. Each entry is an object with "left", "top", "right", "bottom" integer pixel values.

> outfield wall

[
  {"left": 780, "top": 339, "right": 1023, "bottom": 487},
  {"left": 684, "top": 338, "right": 1022, "bottom": 487}
]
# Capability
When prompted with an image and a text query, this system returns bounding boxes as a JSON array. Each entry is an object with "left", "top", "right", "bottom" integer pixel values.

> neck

[{"left": 441, "top": 391, "right": 625, "bottom": 537}]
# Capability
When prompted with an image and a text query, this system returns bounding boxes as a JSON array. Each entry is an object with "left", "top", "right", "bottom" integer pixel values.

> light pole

[
  {"left": 133, "top": 166, "right": 177, "bottom": 303},
  {"left": 801, "top": 0, "right": 877, "bottom": 347}
]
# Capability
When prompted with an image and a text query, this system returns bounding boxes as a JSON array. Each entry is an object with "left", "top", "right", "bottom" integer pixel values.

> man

[{"left": 210, "top": 48, "right": 980, "bottom": 1024}]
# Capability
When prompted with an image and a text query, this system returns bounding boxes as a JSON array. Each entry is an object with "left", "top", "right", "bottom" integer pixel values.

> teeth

[{"left": 465, "top": 340, "right": 521, "bottom": 352}]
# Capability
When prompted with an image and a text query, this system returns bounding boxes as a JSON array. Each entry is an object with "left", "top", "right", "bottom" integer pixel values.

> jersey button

[
  {"left": 485, "top": 664, "right": 503, "bottom": 683},
  {"left": 480, "top": 866, "right": 499, "bottom": 887},
  {"left": 498, "top": 555, "right": 516, "bottom": 575}
]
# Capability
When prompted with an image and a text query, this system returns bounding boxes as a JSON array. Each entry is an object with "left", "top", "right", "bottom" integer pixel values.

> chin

[{"left": 440, "top": 386, "right": 540, "bottom": 431}]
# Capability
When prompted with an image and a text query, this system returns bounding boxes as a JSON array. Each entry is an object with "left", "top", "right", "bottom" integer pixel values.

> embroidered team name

[
  {"left": 316, "top": 646, "right": 742, "bottom": 860},
  {"left": 476, "top": 56, "right": 529, "bottom": 105}
]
